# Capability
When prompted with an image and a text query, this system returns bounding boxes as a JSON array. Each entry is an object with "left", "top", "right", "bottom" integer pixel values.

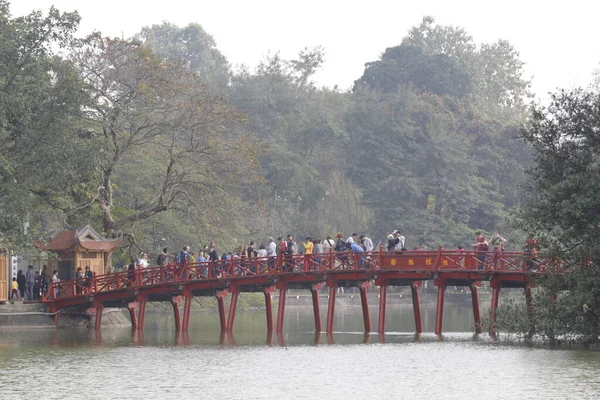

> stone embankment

[{"left": 0, "top": 301, "right": 130, "bottom": 329}]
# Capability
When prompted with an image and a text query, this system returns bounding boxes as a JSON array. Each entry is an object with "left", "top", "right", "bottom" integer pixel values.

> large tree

[
  {"left": 62, "top": 35, "right": 257, "bottom": 258},
  {"left": 0, "top": 3, "right": 98, "bottom": 248},
  {"left": 499, "top": 87, "right": 600, "bottom": 343},
  {"left": 137, "top": 22, "right": 231, "bottom": 93}
]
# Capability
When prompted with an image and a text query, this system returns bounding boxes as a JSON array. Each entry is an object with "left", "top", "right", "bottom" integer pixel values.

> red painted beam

[
  {"left": 489, "top": 285, "right": 501, "bottom": 336},
  {"left": 171, "top": 296, "right": 182, "bottom": 332},
  {"left": 264, "top": 289, "right": 274, "bottom": 332},
  {"left": 227, "top": 291, "right": 239, "bottom": 332},
  {"left": 138, "top": 300, "right": 147, "bottom": 333},
  {"left": 310, "top": 284, "right": 322, "bottom": 333},
  {"left": 410, "top": 283, "right": 423, "bottom": 334},
  {"left": 94, "top": 306, "right": 104, "bottom": 330},
  {"left": 276, "top": 285, "right": 287, "bottom": 333},
  {"left": 127, "top": 302, "right": 139, "bottom": 331},
  {"left": 182, "top": 295, "right": 192, "bottom": 332},
  {"left": 378, "top": 284, "right": 387, "bottom": 334},
  {"left": 359, "top": 281, "right": 371, "bottom": 334},
  {"left": 326, "top": 284, "right": 336, "bottom": 334},
  {"left": 470, "top": 284, "right": 482, "bottom": 334},
  {"left": 434, "top": 283, "right": 446, "bottom": 335},
  {"left": 215, "top": 290, "right": 228, "bottom": 333}
]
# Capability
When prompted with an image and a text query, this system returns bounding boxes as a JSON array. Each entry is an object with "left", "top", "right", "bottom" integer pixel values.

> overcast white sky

[{"left": 12, "top": 0, "right": 600, "bottom": 99}]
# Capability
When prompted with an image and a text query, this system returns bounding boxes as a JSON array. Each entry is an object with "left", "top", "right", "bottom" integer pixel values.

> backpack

[
  {"left": 157, "top": 253, "right": 167, "bottom": 266},
  {"left": 176, "top": 251, "right": 189, "bottom": 264}
]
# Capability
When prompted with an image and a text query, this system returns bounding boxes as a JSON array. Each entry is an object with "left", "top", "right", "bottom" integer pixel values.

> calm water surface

[{"left": 1, "top": 302, "right": 600, "bottom": 399}]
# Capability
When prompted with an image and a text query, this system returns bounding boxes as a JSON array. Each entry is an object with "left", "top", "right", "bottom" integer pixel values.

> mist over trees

[{"left": 1, "top": 4, "right": 538, "bottom": 262}]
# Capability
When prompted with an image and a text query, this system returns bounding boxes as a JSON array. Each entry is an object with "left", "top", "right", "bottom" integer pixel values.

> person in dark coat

[{"left": 16, "top": 270, "right": 26, "bottom": 299}]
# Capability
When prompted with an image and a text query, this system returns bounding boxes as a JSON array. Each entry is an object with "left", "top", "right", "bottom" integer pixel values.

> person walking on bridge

[
  {"left": 157, "top": 248, "right": 169, "bottom": 267},
  {"left": 392, "top": 230, "right": 405, "bottom": 251},
  {"left": 472, "top": 232, "right": 489, "bottom": 270},
  {"left": 51, "top": 270, "right": 60, "bottom": 299}
]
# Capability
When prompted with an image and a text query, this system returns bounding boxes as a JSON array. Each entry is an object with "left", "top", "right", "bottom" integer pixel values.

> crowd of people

[
  {"left": 124, "top": 228, "right": 541, "bottom": 274},
  {"left": 10, "top": 229, "right": 541, "bottom": 301},
  {"left": 134, "top": 232, "right": 385, "bottom": 272},
  {"left": 10, "top": 265, "right": 56, "bottom": 301}
]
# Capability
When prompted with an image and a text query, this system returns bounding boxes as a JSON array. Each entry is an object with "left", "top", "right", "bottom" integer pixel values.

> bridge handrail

[{"left": 42, "top": 248, "right": 559, "bottom": 302}]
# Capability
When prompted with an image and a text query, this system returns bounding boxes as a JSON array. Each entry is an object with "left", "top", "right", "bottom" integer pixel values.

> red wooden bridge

[{"left": 42, "top": 247, "right": 556, "bottom": 336}]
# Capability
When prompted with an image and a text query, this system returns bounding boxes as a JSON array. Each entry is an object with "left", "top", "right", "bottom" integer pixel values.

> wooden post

[
  {"left": 359, "top": 281, "right": 371, "bottom": 333},
  {"left": 411, "top": 282, "right": 423, "bottom": 334},
  {"left": 276, "top": 285, "right": 287, "bottom": 333},
  {"left": 264, "top": 288, "right": 274, "bottom": 332},
  {"left": 216, "top": 290, "right": 228, "bottom": 333},
  {"left": 310, "top": 283, "right": 322, "bottom": 332},
  {"left": 434, "top": 282, "right": 446, "bottom": 335},
  {"left": 378, "top": 283, "right": 387, "bottom": 334},
  {"left": 470, "top": 284, "right": 482, "bottom": 334},
  {"left": 326, "top": 284, "right": 337, "bottom": 333},
  {"left": 171, "top": 296, "right": 182, "bottom": 332}
]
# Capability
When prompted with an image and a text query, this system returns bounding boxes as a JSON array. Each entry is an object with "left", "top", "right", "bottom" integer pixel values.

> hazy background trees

[{"left": 1, "top": 5, "right": 540, "bottom": 262}]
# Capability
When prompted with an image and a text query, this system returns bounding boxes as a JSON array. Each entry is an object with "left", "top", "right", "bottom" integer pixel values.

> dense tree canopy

[
  {"left": 0, "top": 5, "right": 539, "bottom": 264},
  {"left": 0, "top": 3, "right": 98, "bottom": 248},
  {"left": 496, "top": 87, "right": 600, "bottom": 343}
]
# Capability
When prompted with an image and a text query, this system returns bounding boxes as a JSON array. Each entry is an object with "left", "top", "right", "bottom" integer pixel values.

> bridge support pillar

[
  {"left": 182, "top": 294, "right": 193, "bottom": 332},
  {"left": 326, "top": 284, "right": 337, "bottom": 334},
  {"left": 138, "top": 300, "right": 147, "bottom": 332},
  {"left": 359, "top": 281, "right": 371, "bottom": 334},
  {"left": 378, "top": 283, "right": 387, "bottom": 334},
  {"left": 489, "top": 284, "right": 501, "bottom": 337},
  {"left": 127, "top": 302, "right": 139, "bottom": 331},
  {"left": 435, "top": 282, "right": 447, "bottom": 335},
  {"left": 171, "top": 296, "right": 182, "bottom": 332},
  {"left": 227, "top": 290, "right": 239, "bottom": 332},
  {"left": 216, "top": 290, "right": 228, "bottom": 333},
  {"left": 276, "top": 285, "right": 287, "bottom": 333},
  {"left": 310, "top": 284, "right": 322, "bottom": 332},
  {"left": 470, "top": 284, "right": 482, "bottom": 334},
  {"left": 264, "top": 288, "right": 274, "bottom": 332},
  {"left": 94, "top": 305, "right": 104, "bottom": 331},
  {"left": 410, "top": 283, "right": 423, "bottom": 334}
]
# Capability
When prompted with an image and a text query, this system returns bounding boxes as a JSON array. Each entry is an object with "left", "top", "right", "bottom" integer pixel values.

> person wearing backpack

[
  {"left": 472, "top": 232, "right": 489, "bottom": 270},
  {"left": 157, "top": 248, "right": 169, "bottom": 267},
  {"left": 176, "top": 247, "right": 190, "bottom": 265}
]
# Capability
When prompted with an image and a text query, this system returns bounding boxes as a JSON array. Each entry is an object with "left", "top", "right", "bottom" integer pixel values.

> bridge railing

[{"left": 42, "top": 247, "right": 557, "bottom": 302}]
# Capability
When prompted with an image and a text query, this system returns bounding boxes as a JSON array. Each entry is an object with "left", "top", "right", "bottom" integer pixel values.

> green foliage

[
  {"left": 503, "top": 87, "right": 600, "bottom": 342},
  {"left": 138, "top": 22, "right": 231, "bottom": 92},
  {"left": 0, "top": 3, "right": 98, "bottom": 248}
]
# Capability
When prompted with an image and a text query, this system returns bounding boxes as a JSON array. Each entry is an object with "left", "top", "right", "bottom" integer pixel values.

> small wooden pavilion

[{"left": 35, "top": 225, "right": 122, "bottom": 280}]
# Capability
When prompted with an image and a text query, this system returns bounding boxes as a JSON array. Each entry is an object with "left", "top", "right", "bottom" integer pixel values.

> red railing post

[
  {"left": 437, "top": 245, "right": 443, "bottom": 269},
  {"left": 493, "top": 247, "right": 499, "bottom": 270},
  {"left": 329, "top": 248, "right": 335, "bottom": 271}
]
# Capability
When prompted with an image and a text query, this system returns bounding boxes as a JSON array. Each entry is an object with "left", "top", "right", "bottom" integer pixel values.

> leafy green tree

[
  {"left": 65, "top": 35, "right": 257, "bottom": 261},
  {"left": 138, "top": 22, "right": 231, "bottom": 92},
  {"left": 0, "top": 2, "right": 97, "bottom": 248},
  {"left": 503, "top": 87, "right": 600, "bottom": 343},
  {"left": 229, "top": 50, "right": 350, "bottom": 225}
]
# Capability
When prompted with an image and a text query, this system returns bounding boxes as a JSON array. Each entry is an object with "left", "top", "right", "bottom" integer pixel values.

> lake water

[{"left": 1, "top": 303, "right": 600, "bottom": 399}]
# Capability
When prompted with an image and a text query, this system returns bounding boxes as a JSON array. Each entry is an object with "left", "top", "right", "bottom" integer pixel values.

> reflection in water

[{"left": 2, "top": 305, "right": 600, "bottom": 399}]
